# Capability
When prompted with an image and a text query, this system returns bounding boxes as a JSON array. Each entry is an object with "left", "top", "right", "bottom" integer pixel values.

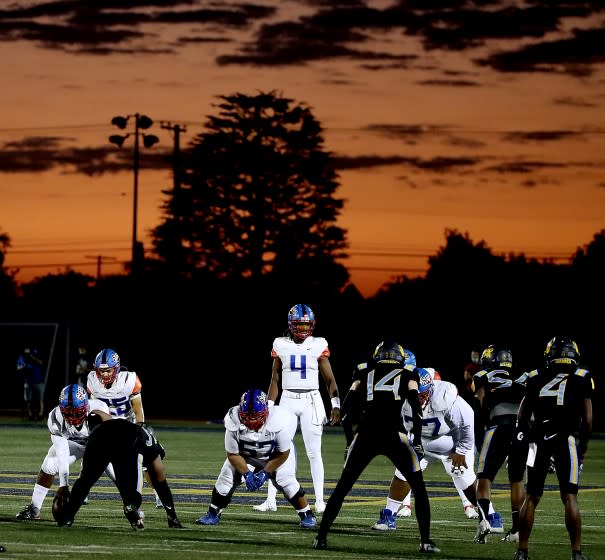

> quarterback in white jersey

[
  {"left": 16, "top": 384, "right": 116, "bottom": 521},
  {"left": 195, "top": 389, "right": 317, "bottom": 528},
  {"left": 255, "top": 304, "right": 340, "bottom": 514}
]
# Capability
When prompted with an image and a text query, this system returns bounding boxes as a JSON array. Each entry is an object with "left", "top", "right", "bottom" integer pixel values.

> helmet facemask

[
  {"left": 288, "top": 304, "right": 316, "bottom": 341},
  {"left": 59, "top": 384, "right": 90, "bottom": 427},
  {"left": 239, "top": 389, "right": 269, "bottom": 431},
  {"left": 94, "top": 349, "right": 120, "bottom": 388}
]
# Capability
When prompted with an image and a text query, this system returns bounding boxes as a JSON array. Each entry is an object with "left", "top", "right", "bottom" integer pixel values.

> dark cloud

[
  {"left": 0, "top": 137, "right": 171, "bottom": 175},
  {"left": 1, "top": 1, "right": 602, "bottom": 75}
]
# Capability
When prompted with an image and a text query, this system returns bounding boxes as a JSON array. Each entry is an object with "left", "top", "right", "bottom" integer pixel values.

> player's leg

[
  {"left": 300, "top": 397, "right": 326, "bottom": 511},
  {"left": 196, "top": 459, "right": 240, "bottom": 525}
]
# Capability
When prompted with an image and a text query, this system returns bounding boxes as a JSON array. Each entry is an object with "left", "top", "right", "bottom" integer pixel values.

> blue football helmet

[
  {"left": 59, "top": 384, "right": 89, "bottom": 427},
  {"left": 239, "top": 388, "right": 269, "bottom": 431},
  {"left": 373, "top": 340, "right": 406, "bottom": 363},
  {"left": 403, "top": 348, "right": 416, "bottom": 367},
  {"left": 417, "top": 368, "right": 434, "bottom": 409},
  {"left": 94, "top": 348, "right": 120, "bottom": 388},
  {"left": 288, "top": 304, "right": 316, "bottom": 340}
]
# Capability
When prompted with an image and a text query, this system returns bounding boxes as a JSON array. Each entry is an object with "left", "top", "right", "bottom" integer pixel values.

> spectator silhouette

[{"left": 16, "top": 348, "right": 46, "bottom": 421}]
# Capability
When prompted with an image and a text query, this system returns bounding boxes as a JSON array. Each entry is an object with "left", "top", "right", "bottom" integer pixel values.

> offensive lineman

[{"left": 195, "top": 388, "right": 317, "bottom": 528}]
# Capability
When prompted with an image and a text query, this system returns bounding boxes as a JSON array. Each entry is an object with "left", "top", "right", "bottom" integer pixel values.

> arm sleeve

[{"left": 51, "top": 434, "right": 71, "bottom": 487}]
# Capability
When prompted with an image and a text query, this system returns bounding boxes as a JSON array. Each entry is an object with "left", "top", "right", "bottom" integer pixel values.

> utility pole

[
  {"left": 160, "top": 121, "right": 187, "bottom": 218},
  {"left": 109, "top": 114, "right": 159, "bottom": 276},
  {"left": 85, "top": 255, "right": 118, "bottom": 282}
]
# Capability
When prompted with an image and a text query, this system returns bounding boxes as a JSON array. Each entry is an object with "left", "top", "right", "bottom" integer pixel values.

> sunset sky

[{"left": 1, "top": 0, "right": 604, "bottom": 297}]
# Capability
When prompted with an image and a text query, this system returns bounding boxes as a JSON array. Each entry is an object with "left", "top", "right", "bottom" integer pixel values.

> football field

[{"left": 1, "top": 419, "right": 603, "bottom": 559}]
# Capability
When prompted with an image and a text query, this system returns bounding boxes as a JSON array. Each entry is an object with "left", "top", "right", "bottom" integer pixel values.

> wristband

[
  {"left": 268, "top": 400, "right": 275, "bottom": 407},
  {"left": 331, "top": 397, "right": 341, "bottom": 409}
]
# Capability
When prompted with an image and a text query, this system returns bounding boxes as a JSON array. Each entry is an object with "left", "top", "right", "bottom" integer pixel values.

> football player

[
  {"left": 372, "top": 367, "right": 482, "bottom": 533},
  {"left": 16, "top": 384, "right": 116, "bottom": 521},
  {"left": 51, "top": 415, "right": 183, "bottom": 530},
  {"left": 513, "top": 337, "right": 593, "bottom": 560},
  {"left": 254, "top": 304, "right": 340, "bottom": 514},
  {"left": 196, "top": 388, "right": 317, "bottom": 528},
  {"left": 87, "top": 348, "right": 163, "bottom": 508},
  {"left": 313, "top": 341, "right": 439, "bottom": 553},
  {"left": 473, "top": 345, "right": 527, "bottom": 543}
]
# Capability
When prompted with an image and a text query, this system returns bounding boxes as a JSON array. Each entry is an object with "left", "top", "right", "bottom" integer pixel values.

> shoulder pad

[
  {"left": 223, "top": 406, "right": 241, "bottom": 431},
  {"left": 430, "top": 381, "right": 458, "bottom": 412}
]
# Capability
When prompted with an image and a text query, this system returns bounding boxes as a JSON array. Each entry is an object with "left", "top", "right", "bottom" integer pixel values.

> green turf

[{"left": 1, "top": 420, "right": 603, "bottom": 559}]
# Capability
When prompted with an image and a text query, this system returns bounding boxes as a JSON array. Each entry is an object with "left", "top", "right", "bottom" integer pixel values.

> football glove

[
  {"left": 412, "top": 442, "right": 425, "bottom": 461},
  {"left": 244, "top": 471, "right": 258, "bottom": 491},
  {"left": 254, "top": 470, "right": 269, "bottom": 489}
]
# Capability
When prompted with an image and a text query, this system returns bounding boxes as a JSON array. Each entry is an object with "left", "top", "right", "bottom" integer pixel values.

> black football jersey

[
  {"left": 351, "top": 359, "right": 420, "bottom": 434},
  {"left": 473, "top": 367, "right": 525, "bottom": 418},
  {"left": 524, "top": 366, "right": 593, "bottom": 438}
]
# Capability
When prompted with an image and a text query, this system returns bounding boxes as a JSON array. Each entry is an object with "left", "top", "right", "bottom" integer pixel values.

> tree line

[{"left": 0, "top": 91, "right": 602, "bottom": 427}]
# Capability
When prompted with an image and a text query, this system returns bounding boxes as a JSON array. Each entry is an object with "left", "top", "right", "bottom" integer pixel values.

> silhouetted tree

[
  {"left": 0, "top": 227, "right": 18, "bottom": 303},
  {"left": 150, "top": 91, "right": 349, "bottom": 295}
]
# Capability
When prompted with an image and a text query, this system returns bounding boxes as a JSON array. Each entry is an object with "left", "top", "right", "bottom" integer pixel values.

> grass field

[{"left": 1, "top": 419, "right": 603, "bottom": 559}]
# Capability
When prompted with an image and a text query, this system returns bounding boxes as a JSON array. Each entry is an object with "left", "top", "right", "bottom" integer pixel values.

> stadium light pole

[{"left": 109, "top": 114, "right": 159, "bottom": 275}]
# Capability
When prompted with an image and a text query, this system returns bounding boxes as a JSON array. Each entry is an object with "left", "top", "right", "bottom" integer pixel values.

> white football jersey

[
  {"left": 86, "top": 368, "right": 141, "bottom": 422},
  {"left": 402, "top": 380, "right": 475, "bottom": 454},
  {"left": 47, "top": 398, "right": 110, "bottom": 443},
  {"left": 272, "top": 336, "right": 330, "bottom": 391},
  {"left": 223, "top": 405, "right": 297, "bottom": 467}
]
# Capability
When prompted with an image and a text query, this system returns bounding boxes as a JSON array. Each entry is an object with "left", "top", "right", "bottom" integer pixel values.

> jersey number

[
  {"left": 289, "top": 355, "right": 307, "bottom": 379},
  {"left": 366, "top": 369, "right": 402, "bottom": 401},
  {"left": 539, "top": 373, "right": 568, "bottom": 405},
  {"left": 98, "top": 396, "right": 132, "bottom": 417}
]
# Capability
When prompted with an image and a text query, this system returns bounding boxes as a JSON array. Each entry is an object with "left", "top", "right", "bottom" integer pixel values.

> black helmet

[
  {"left": 544, "top": 336, "right": 580, "bottom": 368},
  {"left": 373, "top": 340, "right": 405, "bottom": 364},
  {"left": 480, "top": 344, "right": 513, "bottom": 370}
]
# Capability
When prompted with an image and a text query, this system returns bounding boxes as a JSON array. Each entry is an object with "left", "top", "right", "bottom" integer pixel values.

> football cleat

[
  {"left": 124, "top": 505, "right": 144, "bottom": 530},
  {"left": 167, "top": 516, "right": 184, "bottom": 528},
  {"left": 488, "top": 511, "right": 504, "bottom": 533},
  {"left": 418, "top": 540, "right": 441, "bottom": 553},
  {"left": 253, "top": 499, "right": 277, "bottom": 512},
  {"left": 372, "top": 508, "right": 397, "bottom": 531},
  {"left": 512, "top": 550, "right": 529, "bottom": 560},
  {"left": 195, "top": 508, "right": 221, "bottom": 526},
  {"left": 571, "top": 553, "right": 589, "bottom": 560},
  {"left": 16, "top": 504, "right": 40, "bottom": 521},
  {"left": 312, "top": 536, "right": 328, "bottom": 549},
  {"left": 502, "top": 529, "right": 519, "bottom": 542},
  {"left": 314, "top": 501, "right": 326, "bottom": 514},
  {"left": 300, "top": 511, "right": 317, "bottom": 529},
  {"left": 474, "top": 519, "right": 491, "bottom": 544},
  {"left": 464, "top": 505, "right": 479, "bottom": 519},
  {"left": 397, "top": 505, "right": 412, "bottom": 517}
]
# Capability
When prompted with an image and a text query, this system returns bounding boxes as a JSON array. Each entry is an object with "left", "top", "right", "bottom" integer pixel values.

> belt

[{"left": 283, "top": 389, "right": 315, "bottom": 399}]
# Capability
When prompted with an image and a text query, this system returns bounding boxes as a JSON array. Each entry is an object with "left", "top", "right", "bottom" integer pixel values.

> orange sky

[{"left": 1, "top": 1, "right": 604, "bottom": 297}]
